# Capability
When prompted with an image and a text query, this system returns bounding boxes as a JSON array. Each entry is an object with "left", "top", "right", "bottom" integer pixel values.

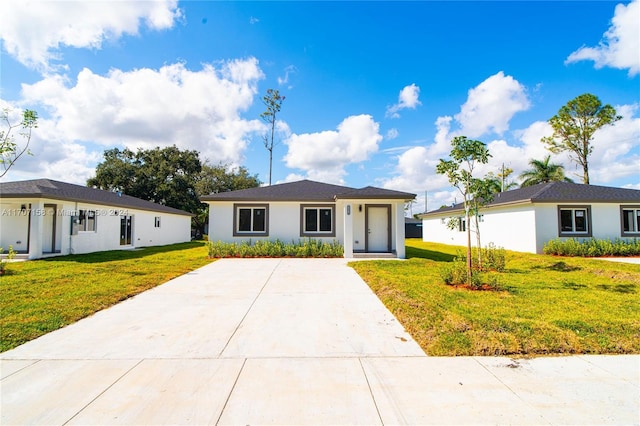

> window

[
  {"left": 300, "top": 205, "right": 335, "bottom": 237},
  {"left": 558, "top": 206, "right": 591, "bottom": 237},
  {"left": 154, "top": 216, "right": 161, "bottom": 228},
  {"left": 458, "top": 217, "right": 466, "bottom": 232},
  {"left": 78, "top": 209, "right": 96, "bottom": 232},
  {"left": 621, "top": 206, "right": 640, "bottom": 236},
  {"left": 233, "top": 204, "right": 268, "bottom": 236}
]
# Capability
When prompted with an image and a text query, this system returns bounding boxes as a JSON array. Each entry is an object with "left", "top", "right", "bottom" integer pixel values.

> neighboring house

[
  {"left": 405, "top": 217, "right": 423, "bottom": 238},
  {"left": 200, "top": 179, "right": 416, "bottom": 258},
  {"left": 0, "top": 179, "right": 193, "bottom": 259},
  {"left": 418, "top": 182, "right": 640, "bottom": 254}
]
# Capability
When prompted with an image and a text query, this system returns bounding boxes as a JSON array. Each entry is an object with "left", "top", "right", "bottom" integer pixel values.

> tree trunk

[
  {"left": 466, "top": 208, "right": 472, "bottom": 284},
  {"left": 583, "top": 161, "right": 589, "bottom": 185}
]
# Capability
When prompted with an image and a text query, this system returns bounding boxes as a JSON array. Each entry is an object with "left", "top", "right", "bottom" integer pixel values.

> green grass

[
  {"left": 0, "top": 242, "right": 213, "bottom": 352},
  {"left": 351, "top": 239, "right": 640, "bottom": 356}
]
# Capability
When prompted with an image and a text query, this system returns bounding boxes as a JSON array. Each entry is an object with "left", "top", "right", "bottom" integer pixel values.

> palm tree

[{"left": 519, "top": 155, "right": 573, "bottom": 187}]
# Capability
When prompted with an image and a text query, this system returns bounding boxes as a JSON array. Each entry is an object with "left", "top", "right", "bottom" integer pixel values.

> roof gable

[
  {"left": 0, "top": 179, "right": 192, "bottom": 216},
  {"left": 200, "top": 179, "right": 416, "bottom": 202}
]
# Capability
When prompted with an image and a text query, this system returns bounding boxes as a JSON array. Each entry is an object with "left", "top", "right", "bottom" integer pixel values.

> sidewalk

[{"left": 1, "top": 258, "right": 638, "bottom": 425}]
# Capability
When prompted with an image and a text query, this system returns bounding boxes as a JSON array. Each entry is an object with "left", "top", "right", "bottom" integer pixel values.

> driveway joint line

[
  {"left": 214, "top": 357, "right": 247, "bottom": 425},
  {"left": 218, "top": 259, "right": 282, "bottom": 357},
  {"left": 358, "top": 357, "right": 385, "bottom": 426},
  {"left": 61, "top": 358, "right": 144, "bottom": 426}
]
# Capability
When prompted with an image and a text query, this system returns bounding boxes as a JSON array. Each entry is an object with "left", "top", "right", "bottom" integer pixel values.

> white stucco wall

[
  {"left": 0, "top": 198, "right": 191, "bottom": 259},
  {"left": 207, "top": 199, "right": 408, "bottom": 257},
  {"left": 423, "top": 201, "right": 638, "bottom": 254}
]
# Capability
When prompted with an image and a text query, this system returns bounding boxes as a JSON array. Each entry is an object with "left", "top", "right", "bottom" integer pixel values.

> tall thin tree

[
  {"left": 260, "top": 89, "right": 285, "bottom": 186},
  {"left": 542, "top": 93, "right": 620, "bottom": 184}
]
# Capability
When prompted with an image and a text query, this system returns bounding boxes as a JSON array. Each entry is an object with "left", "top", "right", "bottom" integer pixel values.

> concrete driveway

[{"left": 1, "top": 258, "right": 638, "bottom": 425}]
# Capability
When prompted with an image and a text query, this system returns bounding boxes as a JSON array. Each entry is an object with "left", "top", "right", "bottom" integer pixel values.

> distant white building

[
  {"left": 418, "top": 182, "right": 640, "bottom": 254},
  {"left": 0, "top": 179, "right": 193, "bottom": 259}
]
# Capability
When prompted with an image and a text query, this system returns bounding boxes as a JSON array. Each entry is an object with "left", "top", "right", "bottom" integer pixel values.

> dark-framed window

[
  {"left": 233, "top": 203, "right": 269, "bottom": 236},
  {"left": 621, "top": 205, "right": 640, "bottom": 236},
  {"left": 300, "top": 204, "right": 335, "bottom": 237},
  {"left": 78, "top": 209, "right": 96, "bottom": 232},
  {"left": 154, "top": 216, "right": 161, "bottom": 228},
  {"left": 557, "top": 205, "right": 592, "bottom": 237}
]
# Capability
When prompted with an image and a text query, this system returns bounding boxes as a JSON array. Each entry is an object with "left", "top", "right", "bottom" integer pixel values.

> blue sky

[{"left": 1, "top": 0, "right": 638, "bottom": 210}]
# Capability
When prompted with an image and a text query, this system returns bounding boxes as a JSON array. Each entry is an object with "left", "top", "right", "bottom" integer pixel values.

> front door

[
  {"left": 120, "top": 216, "right": 132, "bottom": 246},
  {"left": 366, "top": 205, "right": 390, "bottom": 252},
  {"left": 42, "top": 204, "right": 56, "bottom": 253}
]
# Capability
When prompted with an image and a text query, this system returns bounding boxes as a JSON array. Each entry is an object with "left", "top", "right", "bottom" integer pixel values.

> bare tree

[
  {"left": 260, "top": 89, "right": 285, "bottom": 185},
  {"left": 1, "top": 109, "right": 38, "bottom": 178}
]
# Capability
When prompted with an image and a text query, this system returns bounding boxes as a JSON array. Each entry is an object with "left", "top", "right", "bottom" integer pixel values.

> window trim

[
  {"left": 300, "top": 204, "right": 336, "bottom": 237},
  {"left": 78, "top": 209, "right": 97, "bottom": 232},
  {"left": 233, "top": 203, "right": 269, "bottom": 236},
  {"left": 620, "top": 205, "right": 640, "bottom": 237},
  {"left": 557, "top": 205, "right": 592, "bottom": 237}
]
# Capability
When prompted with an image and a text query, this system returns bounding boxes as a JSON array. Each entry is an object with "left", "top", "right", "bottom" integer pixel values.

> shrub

[
  {"left": 0, "top": 245, "right": 17, "bottom": 275},
  {"left": 472, "top": 243, "right": 506, "bottom": 272},
  {"left": 543, "top": 238, "right": 640, "bottom": 257},
  {"left": 206, "top": 238, "right": 343, "bottom": 258}
]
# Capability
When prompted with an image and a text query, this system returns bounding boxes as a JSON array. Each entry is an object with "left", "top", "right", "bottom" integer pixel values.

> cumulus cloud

[
  {"left": 283, "top": 114, "right": 382, "bottom": 184},
  {"left": 454, "top": 71, "right": 530, "bottom": 137},
  {"left": 5, "top": 58, "right": 265, "bottom": 183},
  {"left": 386, "top": 84, "right": 421, "bottom": 118},
  {"left": 566, "top": 0, "right": 640, "bottom": 76},
  {"left": 0, "top": 0, "right": 182, "bottom": 70}
]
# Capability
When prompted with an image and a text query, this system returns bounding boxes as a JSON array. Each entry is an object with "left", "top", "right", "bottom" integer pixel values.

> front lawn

[
  {"left": 351, "top": 239, "right": 640, "bottom": 356},
  {"left": 0, "top": 242, "right": 212, "bottom": 352}
]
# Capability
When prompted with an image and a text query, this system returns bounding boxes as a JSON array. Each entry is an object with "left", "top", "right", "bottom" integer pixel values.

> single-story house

[
  {"left": 405, "top": 217, "right": 423, "bottom": 239},
  {"left": 200, "top": 179, "right": 416, "bottom": 258},
  {"left": 0, "top": 179, "right": 193, "bottom": 259},
  {"left": 418, "top": 181, "right": 640, "bottom": 254}
]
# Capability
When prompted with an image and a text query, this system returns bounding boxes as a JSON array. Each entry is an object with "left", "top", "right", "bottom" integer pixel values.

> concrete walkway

[{"left": 1, "top": 258, "right": 638, "bottom": 425}]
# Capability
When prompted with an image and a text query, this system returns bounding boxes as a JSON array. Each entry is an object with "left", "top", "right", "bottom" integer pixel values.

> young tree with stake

[{"left": 436, "top": 136, "right": 491, "bottom": 284}]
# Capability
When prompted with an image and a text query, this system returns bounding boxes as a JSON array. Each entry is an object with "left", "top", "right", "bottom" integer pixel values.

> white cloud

[
  {"left": 277, "top": 65, "right": 296, "bottom": 88},
  {"left": 455, "top": 71, "right": 530, "bottom": 138},
  {"left": 386, "top": 84, "right": 421, "bottom": 118},
  {"left": 566, "top": 0, "right": 640, "bottom": 77},
  {"left": 386, "top": 128, "right": 399, "bottom": 140},
  {"left": 5, "top": 58, "right": 265, "bottom": 184},
  {"left": 283, "top": 114, "right": 382, "bottom": 184},
  {"left": 589, "top": 103, "right": 640, "bottom": 183},
  {"left": 0, "top": 0, "right": 182, "bottom": 71}
]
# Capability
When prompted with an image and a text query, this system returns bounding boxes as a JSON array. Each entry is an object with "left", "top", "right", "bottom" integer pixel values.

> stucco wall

[
  {"left": 0, "top": 197, "right": 191, "bottom": 258},
  {"left": 207, "top": 199, "right": 407, "bottom": 256},
  {"left": 423, "top": 201, "right": 639, "bottom": 254}
]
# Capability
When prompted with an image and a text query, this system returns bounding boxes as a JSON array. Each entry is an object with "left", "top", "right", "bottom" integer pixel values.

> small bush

[
  {"left": 472, "top": 243, "right": 506, "bottom": 272},
  {"left": 0, "top": 245, "right": 17, "bottom": 275},
  {"left": 206, "top": 238, "right": 344, "bottom": 258},
  {"left": 543, "top": 238, "right": 640, "bottom": 257}
]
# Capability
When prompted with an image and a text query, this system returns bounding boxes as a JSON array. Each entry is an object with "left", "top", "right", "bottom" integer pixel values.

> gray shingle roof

[
  {"left": 0, "top": 179, "right": 193, "bottom": 216},
  {"left": 420, "top": 181, "right": 640, "bottom": 217},
  {"left": 200, "top": 179, "right": 416, "bottom": 202}
]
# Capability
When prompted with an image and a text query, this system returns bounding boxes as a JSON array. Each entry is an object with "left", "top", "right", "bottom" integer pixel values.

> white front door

[{"left": 366, "top": 206, "right": 390, "bottom": 252}]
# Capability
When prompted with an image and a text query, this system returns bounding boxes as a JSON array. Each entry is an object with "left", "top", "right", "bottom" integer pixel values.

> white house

[
  {"left": 0, "top": 179, "right": 193, "bottom": 259},
  {"left": 419, "top": 182, "right": 640, "bottom": 254},
  {"left": 200, "top": 179, "right": 416, "bottom": 258}
]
